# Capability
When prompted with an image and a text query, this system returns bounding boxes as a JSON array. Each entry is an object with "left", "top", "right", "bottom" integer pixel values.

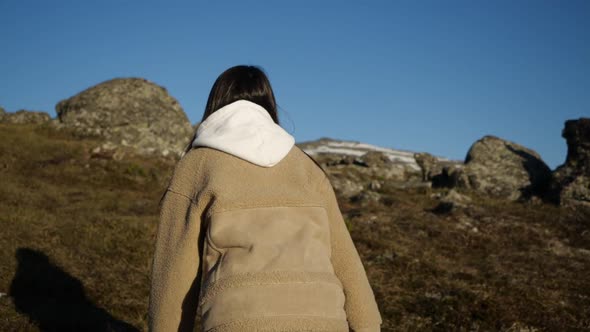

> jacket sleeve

[
  {"left": 322, "top": 177, "right": 383, "bottom": 332},
  {"left": 148, "top": 188, "right": 205, "bottom": 332}
]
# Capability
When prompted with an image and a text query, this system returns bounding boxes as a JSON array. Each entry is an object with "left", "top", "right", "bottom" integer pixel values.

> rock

[
  {"left": 344, "top": 155, "right": 363, "bottom": 166},
  {"left": 351, "top": 157, "right": 369, "bottom": 167},
  {"left": 414, "top": 152, "right": 438, "bottom": 181},
  {"left": 55, "top": 77, "right": 193, "bottom": 158},
  {"left": 368, "top": 180, "right": 382, "bottom": 191},
  {"left": 441, "top": 189, "right": 472, "bottom": 207},
  {"left": 297, "top": 139, "right": 425, "bottom": 184},
  {"left": 313, "top": 154, "right": 353, "bottom": 167},
  {"left": 112, "top": 150, "right": 126, "bottom": 161},
  {"left": 547, "top": 238, "right": 573, "bottom": 257},
  {"left": 433, "top": 164, "right": 471, "bottom": 188},
  {"left": 330, "top": 177, "right": 364, "bottom": 198},
  {"left": 549, "top": 118, "right": 590, "bottom": 207},
  {"left": 553, "top": 176, "right": 590, "bottom": 208},
  {"left": 0, "top": 106, "right": 5, "bottom": 120},
  {"left": 0, "top": 109, "right": 51, "bottom": 124},
  {"left": 415, "top": 152, "right": 465, "bottom": 185},
  {"left": 432, "top": 189, "right": 473, "bottom": 214},
  {"left": 388, "top": 180, "right": 432, "bottom": 190},
  {"left": 356, "top": 151, "right": 417, "bottom": 182},
  {"left": 350, "top": 190, "right": 381, "bottom": 206},
  {"left": 360, "top": 151, "right": 390, "bottom": 167},
  {"left": 48, "top": 118, "right": 65, "bottom": 129},
  {"left": 459, "top": 135, "right": 552, "bottom": 201},
  {"left": 561, "top": 118, "right": 590, "bottom": 172}
]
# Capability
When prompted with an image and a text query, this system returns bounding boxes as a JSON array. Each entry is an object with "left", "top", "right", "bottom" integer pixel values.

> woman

[{"left": 148, "top": 65, "right": 382, "bottom": 332}]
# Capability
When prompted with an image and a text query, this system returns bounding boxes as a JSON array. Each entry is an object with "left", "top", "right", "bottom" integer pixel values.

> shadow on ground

[{"left": 9, "top": 248, "right": 138, "bottom": 332}]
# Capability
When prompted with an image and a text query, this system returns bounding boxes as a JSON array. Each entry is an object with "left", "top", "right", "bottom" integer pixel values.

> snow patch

[{"left": 300, "top": 139, "right": 437, "bottom": 171}]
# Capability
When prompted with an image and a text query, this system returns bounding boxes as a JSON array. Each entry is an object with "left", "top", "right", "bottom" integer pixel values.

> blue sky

[{"left": 1, "top": 1, "right": 588, "bottom": 170}]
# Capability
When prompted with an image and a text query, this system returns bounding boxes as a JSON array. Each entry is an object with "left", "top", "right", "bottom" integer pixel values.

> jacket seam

[
  {"left": 206, "top": 313, "right": 348, "bottom": 332},
  {"left": 166, "top": 188, "right": 196, "bottom": 204},
  {"left": 200, "top": 279, "right": 343, "bottom": 306},
  {"left": 198, "top": 270, "right": 344, "bottom": 307},
  {"left": 208, "top": 203, "right": 328, "bottom": 218},
  {"left": 205, "top": 225, "right": 224, "bottom": 255}
]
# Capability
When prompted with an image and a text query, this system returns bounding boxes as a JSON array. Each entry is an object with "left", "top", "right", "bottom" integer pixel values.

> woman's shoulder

[
  {"left": 167, "top": 147, "right": 217, "bottom": 191},
  {"left": 289, "top": 146, "right": 332, "bottom": 190},
  {"left": 177, "top": 145, "right": 328, "bottom": 182},
  {"left": 179, "top": 146, "right": 232, "bottom": 166},
  {"left": 174, "top": 147, "right": 209, "bottom": 171}
]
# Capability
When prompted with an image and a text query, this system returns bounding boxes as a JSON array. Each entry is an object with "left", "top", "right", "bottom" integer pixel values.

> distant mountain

[{"left": 296, "top": 137, "right": 456, "bottom": 171}]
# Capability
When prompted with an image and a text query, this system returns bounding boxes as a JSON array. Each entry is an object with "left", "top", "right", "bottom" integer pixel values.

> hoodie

[
  {"left": 148, "top": 100, "right": 383, "bottom": 332},
  {"left": 191, "top": 100, "right": 295, "bottom": 167}
]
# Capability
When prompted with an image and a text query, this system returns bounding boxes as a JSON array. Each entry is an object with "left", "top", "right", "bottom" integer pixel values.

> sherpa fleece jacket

[{"left": 148, "top": 100, "right": 382, "bottom": 332}]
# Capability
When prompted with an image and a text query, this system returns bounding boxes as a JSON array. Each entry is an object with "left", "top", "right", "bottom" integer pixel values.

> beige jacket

[{"left": 148, "top": 100, "right": 382, "bottom": 332}]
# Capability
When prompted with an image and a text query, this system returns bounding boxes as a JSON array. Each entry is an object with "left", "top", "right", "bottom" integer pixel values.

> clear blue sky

[{"left": 1, "top": 1, "right": 588, "bottom": 170}]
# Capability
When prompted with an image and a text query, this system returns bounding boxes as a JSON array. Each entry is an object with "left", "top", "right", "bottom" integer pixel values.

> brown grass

[{"left": 0, "top": 123, "right": 589, "bottom": 331}]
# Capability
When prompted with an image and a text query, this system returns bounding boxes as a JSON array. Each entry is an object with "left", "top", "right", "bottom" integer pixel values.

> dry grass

[
  {"left": 0, "top": 123, "right": 589, "bottom": 331},
  {"left": 0, "top": 123, "right": 174, "bottom": 331},
  {"left": 345, "top": 183, "right": 590, "bottom": 331}
]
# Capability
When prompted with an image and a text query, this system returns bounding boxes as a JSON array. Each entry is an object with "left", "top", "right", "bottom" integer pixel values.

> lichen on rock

[{"left": 55, "top": 77, "right": 194, "bottom": 158}]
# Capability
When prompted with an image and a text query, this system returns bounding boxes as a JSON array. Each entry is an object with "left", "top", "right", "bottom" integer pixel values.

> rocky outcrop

[
  {"left": 55, "top": 78, "right": 193, "bottom": 157},
  {"left": 449, "top": 135, "right": 551, "bottom": 201},
  {"left": 360, "top": 151, "right": 390, "bottom": 167},
  {"left": 350, "top": 190, "right": 381, "bottom": 206},
  {"left": 316, "top": 150, "right": 414, "bottom": 183},
  {"left": 298, "top": 137, "right": 424, "bottom": 175},
  {"left": 432, "top": 164, "right": 470, "bottom": 188},
  {"left": 298, "top": 140, "right": 460, "bottom": 201},
  {"left": 431, "top": 189, "right": 473, "bottom": 214},
  {"left": 414, "top": 152, "right": 438, "bottom": 181},
  {"left": 329, "top": 176, "right": 365, "bottom": 199},
  {"left": 414, "top": 152, "right": 462, "bottom": 184},
  {"left": 0, "top": 109, "right": 51, "bottom": 124},
  {"left": 549, "top": 118, "right": 590, "bottom": 207}
]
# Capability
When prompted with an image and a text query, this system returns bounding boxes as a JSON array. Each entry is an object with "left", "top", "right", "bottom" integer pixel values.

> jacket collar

[{"left": 191, "top": 99, "right": 295, "bottom": 167}]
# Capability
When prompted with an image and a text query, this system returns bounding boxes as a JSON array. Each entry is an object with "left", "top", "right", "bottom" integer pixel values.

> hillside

[
  {"left": 0, "top": 122, "right": 589, "bottom": 331},
  {"left": 297, "top": 137, "right": 441, "bottom": 171}
]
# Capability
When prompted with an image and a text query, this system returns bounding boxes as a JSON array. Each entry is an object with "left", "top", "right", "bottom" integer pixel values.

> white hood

[{"left": 191, "top": 100, "right": 295, "bottom": 167}]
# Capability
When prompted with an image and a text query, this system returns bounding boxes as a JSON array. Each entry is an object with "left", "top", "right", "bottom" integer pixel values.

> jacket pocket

[
  {"left": 203, "top": 205, "right": 334, "bottom": 282},
  {"left": 201, "top": 221, "right": 224, "bottom": 290}
]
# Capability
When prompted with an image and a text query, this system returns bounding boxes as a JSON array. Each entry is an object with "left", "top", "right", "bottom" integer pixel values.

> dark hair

[
  {"left": 163, "top": 65, "right": 329, "bottom": 207},
  {"left": 202, "top": 65, "right": 279, "bottom": 124},
  {"left": 183, "top": 65, "right": 278, "bottom": 155}
]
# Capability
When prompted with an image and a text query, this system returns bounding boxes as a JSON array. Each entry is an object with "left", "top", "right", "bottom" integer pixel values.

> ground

[{"left": 0, "top": 123, "right": 588, "bottom": 331}]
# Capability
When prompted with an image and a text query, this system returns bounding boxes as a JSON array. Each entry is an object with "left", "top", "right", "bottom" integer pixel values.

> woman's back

[
  {"left": 148, "top": 65, "right": 382, "bottom": 332},
  {"left": 176, "top": 144, "right": 348, "bottom": 331}
]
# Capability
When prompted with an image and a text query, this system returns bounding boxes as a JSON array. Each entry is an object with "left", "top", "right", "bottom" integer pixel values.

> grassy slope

[
  {"left": 0, "top": 123, "right": 588, "bottom": 331},
  {"left": 0, "top": 123, "right": 174, "bottom": 331}
]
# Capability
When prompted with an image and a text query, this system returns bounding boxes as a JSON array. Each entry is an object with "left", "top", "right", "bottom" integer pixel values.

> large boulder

[
  {"left": 0, "top": 109, "right": 51, "bottom": 124},
  {"left": 432, "top": 164, "right": 471, "bottom": 188},
  {"left": 55, "top": 77, "right": 193, "bottom": 157},
  {"left": 414, "top": 152, "right": 462, "bottom": 183},
  {"left": 458, "top": 135, "right": 552, "bottom": 201},
  {"left": 414, "top": 152, "right": 438, "bottom": 181},
  {"left": 549, "top": 118, "right": 590, "bottom": 207},
  {"left": 357, "top": 151, "right": 414, "bottom": 182}
]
